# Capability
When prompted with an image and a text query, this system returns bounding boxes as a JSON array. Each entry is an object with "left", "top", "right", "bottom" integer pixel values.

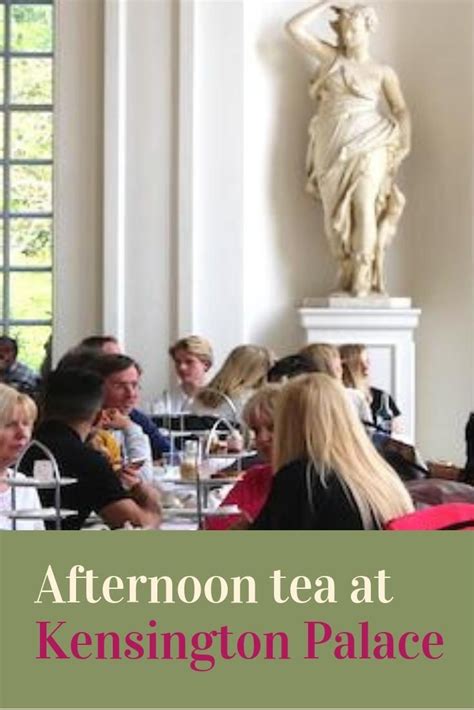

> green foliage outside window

[{"left": 1, "top": 2, "right": 54, "bottom": 372}]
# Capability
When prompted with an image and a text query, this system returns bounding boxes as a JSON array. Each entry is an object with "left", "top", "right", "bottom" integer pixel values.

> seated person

[
  {"left": 406, "top": 478, "right": 474, "bottom": 508},
  {"left": 193, "top": 345, "right": 273, "bottom": 421},
  {"left": 93, "top": 354, "right": 169, "bottom": 468},
  {"left": 340, "top": 344, "right": 402, "bottom": 434},
  {"left": 251, "top": 374, "right": 413, "bottom": 530},
  {"left": 0, "top": 384, "right": 44, "bottom": 530},
  {"left": 301, "top": 343, "right": 372, "bottom": 424},
  {"left": 267, "top": 353, "right": 316, "bottom": 383},
  {"left": 155, "top": 335, "right": 213, "bottom": 413},
  {"left": 205, "top": 384, "right": 281, "bottom": 530},
  {"left": 78, "top": 335, "right": 122, "bottom": 355},
  {"left": 462, "top": 413, "right": 474, "bottom": 484},
  {"left": 0, "top": 336, "right": 40, "bottom": 396},
  {"left": 22, "top": 368, "right": 161, "bottom": 530},
  {"left": 58, "top": 350, "right": 170, "bottom": 463}
]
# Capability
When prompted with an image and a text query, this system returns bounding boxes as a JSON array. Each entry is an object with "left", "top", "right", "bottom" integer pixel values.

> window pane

[
  {"left": 0, "top": 271, "right": 3, "bottom": 314},
  {"left": 0, "top": 166, "right": 3, "bottom": 212},
  {"left": 10, "top": 217, "right": 52, "bottom": 266},
  {"left": 0, "top": 220, "right": 3, "bottom": 266},
  {"left": 11, "top": 111, "right": 52, "bottom": 159},
  {"left": 0, "top": 6, "right": 4, "bottom": 52},
  {"left": 11, "top": 58, "right": 53, "bottom": 105},
  {"left": 0, "top": 58, "right": 4, "bottom": 104},
  {"left": 10, "top": 164, "right": 52, "bottom": 212},
  {"left": 11, "top": 4, "right": 53, "bottom": 53},
  {"left": 9, "top": 324, "right": 51, "bottom": 372},
  {"left": 10, "top": 270, "right": 52, "bottom": 320},
  {"left": 0, "top": 112, "right": 3, "bottom": 159}
]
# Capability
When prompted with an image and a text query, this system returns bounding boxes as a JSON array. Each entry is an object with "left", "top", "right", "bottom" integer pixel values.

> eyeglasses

[{"left": 110, "top": 382, "right": 141, "bottom": 392}]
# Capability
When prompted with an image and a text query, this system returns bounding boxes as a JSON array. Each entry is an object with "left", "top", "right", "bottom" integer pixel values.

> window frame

[{"left": 0, "top": 0, "right": 54, "bottom": 358}]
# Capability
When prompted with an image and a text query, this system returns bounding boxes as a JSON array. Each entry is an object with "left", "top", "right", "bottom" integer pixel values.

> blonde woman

[
  {"left": 206, "top": 384, "right": 281, "bottom": 530},
  {"left": 340, "top": 344, "right": 402, "bottom": 434},
  {"left": 193, "top": 345, "right": 273, "bottom": 421},
  {"left": 156, "top": 335, "right": 213, "bottom": 414},
  {"left": 300, "top": 343, "right": 371, "bottom": 424},
  {"left": 251, "top": 374, "right": 413, "bottom": 529},
  {"left": 0, "top": 384, "right": 44, "bottom": 530},
  {"left": 300, "top": 343, "right": 342, "bottom": 378}
]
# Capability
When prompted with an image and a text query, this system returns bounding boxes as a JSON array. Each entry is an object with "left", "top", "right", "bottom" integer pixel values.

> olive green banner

[{"left": 0, "top": 532, "right": 473, "bottom": 708}]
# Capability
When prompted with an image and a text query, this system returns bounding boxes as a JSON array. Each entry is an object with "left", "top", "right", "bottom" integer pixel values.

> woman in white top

[
  {"left": 156, "top": 335, "right": 214, "bottom": 414},
  {"left": 0, "top": 384, "right": 44, "bottom": 530}
]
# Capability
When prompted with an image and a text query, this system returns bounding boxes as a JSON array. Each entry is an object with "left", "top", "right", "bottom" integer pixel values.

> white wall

[
  {"left": 54, "top": 0, "right": 105, "bottom": 358},
  {"left": 399, "top": 0, "right": 474, "bottom": 463},
  {"left": 121, "top": 0, "right": 176, "bottom": 397},
  {"left": 54, "top": 0, "right": 473, "bottom": 462},
  {"left": 192, "top": 0, "right": 245, "bottom": 362}
]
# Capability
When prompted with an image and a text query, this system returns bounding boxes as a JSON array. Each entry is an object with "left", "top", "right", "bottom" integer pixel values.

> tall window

[{"left": 0, "top": 0, "right": 53, "bottom": 370}]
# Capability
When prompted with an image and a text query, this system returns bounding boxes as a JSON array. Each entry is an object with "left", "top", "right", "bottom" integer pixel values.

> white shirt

[
  {"left": 345, "top": 388, "right": 372, "bottom": 424},
  {"left": 111, "top": 422, "right": 154, "bottom": 484},
  {"left": 0, "top": 470, "right": 45, "bottom": 531},
  {"left": 153, "top": 387, "right": 194, "bottom": 414}
]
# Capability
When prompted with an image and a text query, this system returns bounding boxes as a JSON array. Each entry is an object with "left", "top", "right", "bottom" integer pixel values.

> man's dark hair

[
  {"left": 79, "top": 335, "right": 119, "bottom": 351},
  {"left": 57, "top": 347, "right": 104, "bottom": 373},
  {"left": 43, "top": 368, "right": 104, "bottom": 422},
  {"left": 267, "top": 353, "right": 316, "bottom": 383},
  {"left": 56, "top": 350, "right": 141, "bottom": 382},
  {"left": 90, "top": 353, "right": 142, "bottom": 379},
  {"left": 0, "top": 335, "right": 18, "bottom": 357}
]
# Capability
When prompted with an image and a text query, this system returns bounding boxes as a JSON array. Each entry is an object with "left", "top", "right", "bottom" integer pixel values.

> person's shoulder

[
  {"left": 130, "top": 408, "right": 153, "bottom": 428},
  {"left": 36, "top": 419, "right": 77, "bottom": 441},
  {"left": 36, "top": 422, "right": 108, "bottom": 465},
  {"left": 14, "top": 359, "right": 38, "bottom": 377},
  {"left": 243, "top": 463, "right": 272, "bottom": 483},
  {"left": 275, "top": 458, "right": 309, "bottom": 482},
  {"left": 346, "top": 387, "right": 365, "bottom": 403}
]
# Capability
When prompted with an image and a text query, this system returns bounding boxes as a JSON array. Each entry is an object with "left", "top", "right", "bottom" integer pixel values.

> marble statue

[{"left": 286, "top": 1, "right": 411, "bottom": 297}]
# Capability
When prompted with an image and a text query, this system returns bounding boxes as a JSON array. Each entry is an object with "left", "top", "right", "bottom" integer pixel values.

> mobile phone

[{"left": 127, "top": 457, "right": 146, "bottom": 468}]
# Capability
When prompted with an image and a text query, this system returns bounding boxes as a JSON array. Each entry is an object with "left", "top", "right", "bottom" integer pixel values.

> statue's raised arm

[
  {"left": 287, "top": 2, "right": 412, "bottom": 297},
  {"left": 285, "top": 1, "right": 338, "bottom": 62}
]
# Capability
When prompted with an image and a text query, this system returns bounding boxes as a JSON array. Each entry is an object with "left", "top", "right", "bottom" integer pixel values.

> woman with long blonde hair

[
  {"left": 251, "top": 373, "right": 413, "bottom": 529},
  {"left": 193, "top": 345, "right": 273, "bottom": 420},
  {"left": 340, "top": 344, "right": 402, "bottom": 434}
]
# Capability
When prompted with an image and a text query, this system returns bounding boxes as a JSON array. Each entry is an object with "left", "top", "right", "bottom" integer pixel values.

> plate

[
  {"left": 7, "top": 476, "right": 77, "bottom": 489},
  {"left": 206, "top": 451, "right": 256, "bottom": 459},
  {"left": 161, "top": 477, "right": 238, "bottom": 487},
  {"left": 162, "top": 504, "right": 240, "bottom": 518},
  {"left": 6, "top": 507, "right": 77, "bottom": 520}
]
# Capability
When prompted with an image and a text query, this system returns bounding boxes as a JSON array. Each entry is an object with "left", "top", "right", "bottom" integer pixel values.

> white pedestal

[{"left": 297, "top": 299, "right": 421, "bottom": 443}]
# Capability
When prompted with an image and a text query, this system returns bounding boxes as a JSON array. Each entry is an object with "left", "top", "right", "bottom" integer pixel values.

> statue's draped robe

[{"left": 306, "top": 57, "right": 404, "bottom": 264}]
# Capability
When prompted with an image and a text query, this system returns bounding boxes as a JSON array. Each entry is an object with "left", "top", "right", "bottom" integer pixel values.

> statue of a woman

[{"left": 286, "top": 2, "right": 411, "bottom": 297}]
